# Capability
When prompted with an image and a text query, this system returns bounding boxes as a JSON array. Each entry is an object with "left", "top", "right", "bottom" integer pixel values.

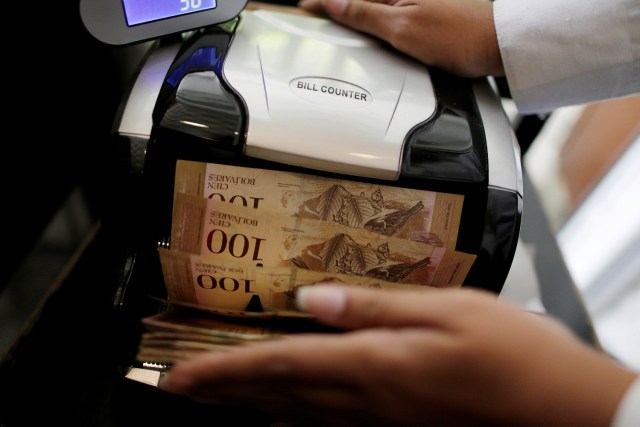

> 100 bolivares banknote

[
  {"left": 159, "top": 248, "right": 437, "bottom": 312},
  {"left": 173, "top": 159, "right": 464, "bottom": 249},
  {"left": 169, "top": 193, "right": 476, "bottom": 291}
]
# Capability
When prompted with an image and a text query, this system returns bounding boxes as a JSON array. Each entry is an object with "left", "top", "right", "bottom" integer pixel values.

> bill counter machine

[{"left": 81, "top": 0, "right": 523, "bottom": 358}]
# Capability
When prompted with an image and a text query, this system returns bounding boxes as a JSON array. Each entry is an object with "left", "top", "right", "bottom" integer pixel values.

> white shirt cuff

[{"left": 610, "top": 375, "right": 640, "bottom": 427}]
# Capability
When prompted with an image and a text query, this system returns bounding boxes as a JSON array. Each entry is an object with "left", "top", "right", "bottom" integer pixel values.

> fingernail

[
  {"left": 324, "top": 0, "right": 349, "bottom": 16},
  {"left": 296, "top": 285, "right": 346, "bottom": 319}
]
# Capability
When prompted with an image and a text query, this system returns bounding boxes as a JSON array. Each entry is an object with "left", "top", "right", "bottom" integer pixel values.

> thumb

[{"left": 296, "top": 283, "right": 500, "bottom": 330}]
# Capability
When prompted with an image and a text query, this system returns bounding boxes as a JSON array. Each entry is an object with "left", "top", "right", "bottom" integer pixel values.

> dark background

[{"left": 2, "top": 1, "right": 121, "bottom": 290}]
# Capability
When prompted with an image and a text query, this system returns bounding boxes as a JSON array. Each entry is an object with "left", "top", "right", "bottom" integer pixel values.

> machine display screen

[{"left": 122, "top": 0, "right": 217, "bottom": 26}]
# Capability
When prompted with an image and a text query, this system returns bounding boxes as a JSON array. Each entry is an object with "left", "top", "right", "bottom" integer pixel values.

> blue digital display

[{"left": 122, "top": 0, "right": 217, "bottom": 26}]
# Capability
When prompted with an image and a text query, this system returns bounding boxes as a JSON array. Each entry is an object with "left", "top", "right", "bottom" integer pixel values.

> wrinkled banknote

[
  {"left": 159, "top": 248, "right": 434, "bottom": 312},
  {"left": 170, "top": 193, "right": 475, "bottom": 287},
  {"left": 174, "top": 159, "right": 464, "bottom": 248}
]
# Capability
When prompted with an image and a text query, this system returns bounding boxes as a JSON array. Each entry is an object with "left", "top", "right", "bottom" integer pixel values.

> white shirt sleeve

[
  {"left": 493, "top": 0, "right": 640, "bottom": 115},
  {"left": 610, "top": 375, "right": 640, "bottom": 427}
]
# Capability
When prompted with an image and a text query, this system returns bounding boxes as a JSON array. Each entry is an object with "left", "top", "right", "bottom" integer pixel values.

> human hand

[
  {"left": 159, "top": 285, "right": 637, "bottom": 427},
  {"left": 296, "top": 0, "right": 504, "bottom": 78}
]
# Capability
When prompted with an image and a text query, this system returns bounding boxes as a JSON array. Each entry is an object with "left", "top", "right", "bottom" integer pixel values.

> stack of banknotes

[{"left": 136, "top": 160, "right": 477, "bottom": 365}]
